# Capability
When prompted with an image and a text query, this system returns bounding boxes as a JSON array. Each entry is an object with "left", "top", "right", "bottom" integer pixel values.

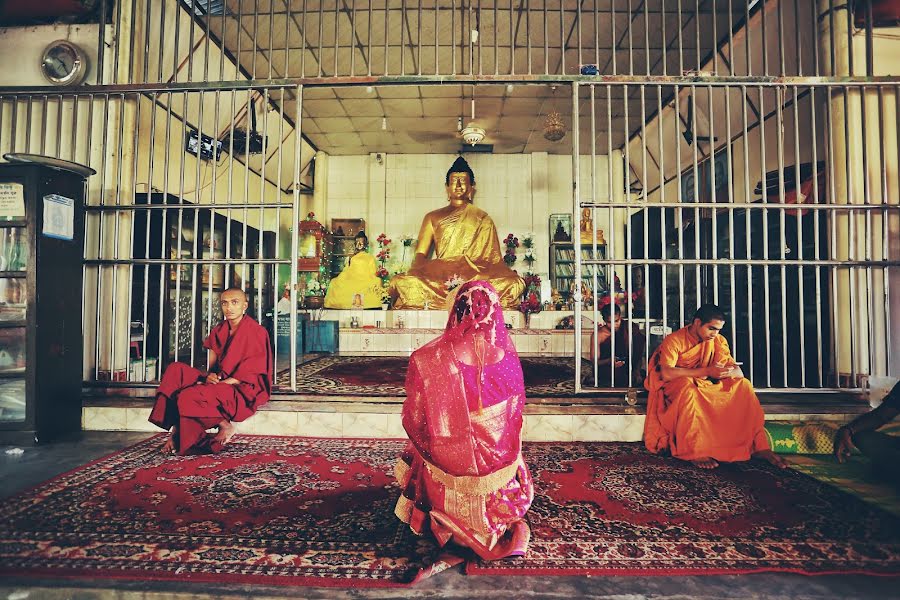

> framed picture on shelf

[{"left": 549, "top": 213, "right": 572, "bottom": 242}]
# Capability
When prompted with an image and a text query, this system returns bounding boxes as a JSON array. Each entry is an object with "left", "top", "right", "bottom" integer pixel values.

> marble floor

[{"left": 1, "top": 432, "right": 898, "bottom": 600}]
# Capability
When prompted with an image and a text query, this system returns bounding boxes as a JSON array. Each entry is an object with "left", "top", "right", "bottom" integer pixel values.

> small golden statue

[{"left": 580, "top": 208, "right": 605, "bottom": 245}]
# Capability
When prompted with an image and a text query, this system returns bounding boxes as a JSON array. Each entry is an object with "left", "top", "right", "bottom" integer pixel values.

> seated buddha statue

[
  {"left": 324, "top": 230, "right": 385, "bottom": 309},
  {"left": 389, "top": 157, "right": 524, "bottom": 309}
]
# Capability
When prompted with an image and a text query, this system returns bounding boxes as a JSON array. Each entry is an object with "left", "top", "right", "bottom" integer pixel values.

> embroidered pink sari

[{"left": 395, "top": 281, "right": 533, "bottom": 560}]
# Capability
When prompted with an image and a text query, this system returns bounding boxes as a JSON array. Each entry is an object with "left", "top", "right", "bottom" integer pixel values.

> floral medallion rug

[
  {"left": 2, "top": 439, "right": 899, "bottom": 588},
  {"left": 469, "top": 442, "right": 900, "bottom": 576},
  {"left": 276, "top": 355, "right": 586, "bottom": 397}
]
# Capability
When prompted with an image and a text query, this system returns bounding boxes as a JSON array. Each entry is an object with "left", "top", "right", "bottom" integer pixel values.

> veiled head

[{"left": 445, "top": 280, "right": 508, "bottom": 346}]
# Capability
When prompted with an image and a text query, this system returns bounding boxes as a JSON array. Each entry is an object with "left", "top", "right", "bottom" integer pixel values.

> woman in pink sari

[{"left": 395, "top": 280, "right": 533, "bottom": 560}]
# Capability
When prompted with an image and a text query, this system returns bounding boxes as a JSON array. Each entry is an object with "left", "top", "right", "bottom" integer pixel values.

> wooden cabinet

[
  {"left": 0, "top": 161, "right": 87, "bottom": 444},
  {"left": 131, "top": 192, "right": 275, "bottom": 371}
]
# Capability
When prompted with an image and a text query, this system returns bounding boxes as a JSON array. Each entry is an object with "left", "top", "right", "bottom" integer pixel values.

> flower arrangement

[
  {"left": 521, "top": 233, "right": 535, "bottom": 270},
  {"left": 305, "top": 211, "right": 316, "bottom": 221},
  {"left": 519, "top": 290, "right": 543, "bottom": 317},
  {"left": 503, "top": 233, "right": 519, "bottom": 267},
  {"left": 376, "top": 233, "right": 392, "bottom": 288},
  {"left": 306, "top": 278, "right": 323, "bottom": 296},
  {"left": 444, "top": 273, "right": 464, "bottom": 291}
]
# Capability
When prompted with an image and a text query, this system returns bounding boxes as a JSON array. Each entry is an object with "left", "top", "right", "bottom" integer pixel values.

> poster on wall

[
  {"left": 0, "top": 183, "right": 25, "bottom": 220},
  {"left": 42, "top": 194, "right": 75, "bottom": 241}
]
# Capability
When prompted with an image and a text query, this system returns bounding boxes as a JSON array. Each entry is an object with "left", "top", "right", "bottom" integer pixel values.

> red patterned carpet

[
  {"left": 276, "top": 355, "right": 584, "bottom": 397},
  {"left": 1, "top": 438, "right": 898, "bottom": 587},
  {"left": 469, "top": 443, "right": 900, "bottom": 576}
]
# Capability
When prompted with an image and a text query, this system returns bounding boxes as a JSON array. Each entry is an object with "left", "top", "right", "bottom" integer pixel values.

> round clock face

[{"left": 40, "top": 41, "right": 87, "bottom": 86}]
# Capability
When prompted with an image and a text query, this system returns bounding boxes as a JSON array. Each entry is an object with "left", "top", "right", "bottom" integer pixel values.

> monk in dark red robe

[{"left": 149, "top": 288, "right": 272, "bottom": 455}]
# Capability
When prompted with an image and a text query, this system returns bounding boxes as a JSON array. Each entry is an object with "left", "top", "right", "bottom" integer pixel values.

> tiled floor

[{"left": 2, "top": 432, "right": 898, "bottom": 599}]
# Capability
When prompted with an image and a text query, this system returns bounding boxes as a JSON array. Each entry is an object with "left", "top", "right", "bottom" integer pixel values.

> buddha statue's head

[
  {"left": 354, "top": 230, "right": 368, "bottom": 253},
  {"left": 445, "top": 156, "right": 476, "bottom": 206}
]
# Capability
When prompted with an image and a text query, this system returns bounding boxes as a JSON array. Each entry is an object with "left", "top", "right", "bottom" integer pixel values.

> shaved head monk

[
  {"left": 643, "top": 304, "right": 786, "bottom": 470},
  {"left": 149, "top": 287, "right": 272, "bottom": 455}
]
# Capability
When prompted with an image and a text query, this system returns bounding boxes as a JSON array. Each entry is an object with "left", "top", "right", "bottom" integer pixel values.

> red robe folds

[{"left": 149, "top": 316, "right": 272, "bottom": 455}]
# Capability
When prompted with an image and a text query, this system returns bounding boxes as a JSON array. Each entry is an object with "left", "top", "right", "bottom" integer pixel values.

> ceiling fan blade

[{"left": 407, "top": 130, "right": 460, "bottom": 143}]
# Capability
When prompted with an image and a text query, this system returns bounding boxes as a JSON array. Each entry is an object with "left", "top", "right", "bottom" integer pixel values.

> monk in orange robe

[
  {"left": 643, "top": 303, "right": 787, "bottom": 469},
  {"left": 149, "top": 288, "right": 272, "bottom": 455}
]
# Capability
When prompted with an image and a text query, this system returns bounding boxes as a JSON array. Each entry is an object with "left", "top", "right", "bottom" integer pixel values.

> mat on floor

[
  {"left": 275, "top": 354, "right": 589, "bottom": 397},
  {"left": 2, "top": 437, "right": 899, "bottom": 586},
  {"left": 466, "top": 442, "right": 900, "bottom": 577}
]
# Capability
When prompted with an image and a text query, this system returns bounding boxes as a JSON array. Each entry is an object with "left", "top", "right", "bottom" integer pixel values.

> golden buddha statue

[
  {"left": 389, "top": 157, "right": 525, "bottom": 309},
  {"left": 580, "top": 207, "right": 605, "bottom": 245},
  {"left": 324, "top": 230, "right": 385, "bottom": 309}
]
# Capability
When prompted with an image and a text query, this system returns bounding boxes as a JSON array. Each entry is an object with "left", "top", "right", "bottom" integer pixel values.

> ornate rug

[
  {"left": 275, "top": 355, "right": 584, "bottom": 397},
  {"left": 3, "top": 439, "right": 899, "bottom": 586},
  {"left": 0, "top": 436, "right": 435, "bottom": 587},
  {"left": 468, "top": 442, "right": 900, "bottom": 576}
]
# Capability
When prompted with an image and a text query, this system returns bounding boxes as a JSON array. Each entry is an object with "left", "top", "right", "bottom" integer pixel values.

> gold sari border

[{"left": 424, "top": 454, "right": 523, "bottom": 496}]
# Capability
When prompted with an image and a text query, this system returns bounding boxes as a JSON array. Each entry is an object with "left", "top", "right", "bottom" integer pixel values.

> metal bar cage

[{"left": 0, "top": 0, "right": 896, "bottom": 394}]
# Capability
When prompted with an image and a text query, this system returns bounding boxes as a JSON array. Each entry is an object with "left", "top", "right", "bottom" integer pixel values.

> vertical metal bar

[
  {"left": 628, "top": 0, "right": 634, "bottom": 75},
  {"left": 400, "top": 0, "right": 406, "bottom": 75},
  {"left": 875, "top": 87, "right": 890, "bottom": 371},
  {"left": 97, "top": 0, "right": 108, "bottom": 84},
  {"left": 186, "top": 0, "right": 197, "bottom": 81},
  {"left": 272, "top": 86, "right": 286, "bottom": 379},
  {"left": 693, "top": 0, "right": 699, "bottom": 71},
  {"left": 113, "top": 0, "right": 124, "bottom": 83},
  {"left": 645, "top": 0, "right": 651, "bottom": 75},
  {"left": 809, "top": 86, "right": 824, "bottom": 385},
  {"left": 657, "top": 83, "right": 666, "bottom": 373},
  {"left": 125, "top": 92, "right": 141, "bottom": 381},
  {"left": 776, "top": 86, "right": 788, "bottom": 386},
  {"left": 543, "top": 0, "right": 548, "bottom": 75},
  {"left": 675, "top": 83, "right": 685, "bottom": 326},
  {"left": 593, "top": 0, "right": 599, "bottom": 70},
  {"left": 318, "top": 0, "right": 324, "bottom": 76},
  {"left": 157, "top": 92, "right": 172, "bottom": 367},
  {"left": 841, "top": 83, "right": 857, "bottom": 384},
  {"left": 139, "top": 91, "right": 156, "bottom": 379},
  {"left": 190, "top": 89, "right": 205, "bottom": 365},
  {"left": 494, "top": 0, "right": 498, "bottom": 75},
  {"left": 290, "top": 84, "right": 303, "bottom": 391},
  {"left": 612, "top": 0, "right": 617, "bottom": 74},
  {"left": 745, "top": 0, "right": 751, "bottom": 75},
  {"left": 142, "top": 0, "right": 151, "bottom": 83},
  {"left": 93, "top": 93, "right": 111, "bottom": 380},
  {"left": 860, "top": 82, "right": 875, "bottom": 377},
  {"left": 476, "top": 0, "right": 482, "bottom": 76},
  {"left": 268, "top": 0, "right": 276, "bottom": 79},
  {"left": 372, "top": 0, "right": 377, "bottom": 76},
  {"left": 451, "top": 0, "right": 456, "bottom": 74},
  {"left": 509, "top": 0, "right": 514, "bottom": 74},
  {"left": 334, "top": 0, "right": 340, "bottom": 76},
  {"left": 761, "top": 0, "right": 768, "bottom": 76},
  {"left": 758, "top": 85, "right": 772, "bottom": 386},
  {"left": 572, "top": 81, "right": 582, "bottom": 393},
  {"left": 709, "top": 86, "right": 718, "bottom": 307},
  {"left": 173, "top": 90, "right": 188, "bottom": 364},
  {"left": 285, "top": 0, "right": 292, "bottom": 77},
  {"left": 825, "top": 81, "right": 840, "bottom": 386},
  {"left": 725, "top": 80, "right": 737, "bottom": 356},
  {"left": 435, "top": 0, "right": 441, "bottom": 74},
  {"left": 777, "top": 0, "right": 785, "bottom": 76},
  {"left": 792, "top": 85, "right": 806, "bottom": 386},
  {"left": 559, "top": 0, "right": 565, "bottom": 74},
  {"left": 417, "top": 0, "right": 422, "bottom": 76},
  {"left": 526, "top": 0, "right": 531, "bottom": 74},
  {"left": 302, "top": 0, "right": 308, "bottom": 77},
  {"left": 592, "top": 84, "right": 600, "bottom": 386},
  {"left": 742, "top": 84, "right": 754, "bottom": 379},
  {"left": 110, "top": 93, "right": 126, "bottom": 378},
  {"left": 576, "top": 0, "right": 582, "bottom": 73},
  {"left": 794, "top": 0, "right": 802, "bottom": 76}
]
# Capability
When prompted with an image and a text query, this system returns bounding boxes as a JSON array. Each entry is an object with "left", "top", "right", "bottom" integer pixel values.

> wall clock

[{"left": 40, "top": 40, "right": 88, "bottom": 86}]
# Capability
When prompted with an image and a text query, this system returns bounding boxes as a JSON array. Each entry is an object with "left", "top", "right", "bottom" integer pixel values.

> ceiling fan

[{"left": 405, "top": 94, "right": 519, "bottom": 150}]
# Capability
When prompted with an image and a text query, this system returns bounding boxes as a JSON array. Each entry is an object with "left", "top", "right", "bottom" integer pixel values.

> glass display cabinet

[{"left": 0, "top": 156, "right": 89, "bottom": 444}]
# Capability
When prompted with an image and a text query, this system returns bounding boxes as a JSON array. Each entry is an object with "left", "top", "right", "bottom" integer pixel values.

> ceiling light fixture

[
  {"left": 461, "top": 124, "right": 486, "bottom": 145},
  {"left": 543, "top": 111, "right": 566, "bottom": 142}
]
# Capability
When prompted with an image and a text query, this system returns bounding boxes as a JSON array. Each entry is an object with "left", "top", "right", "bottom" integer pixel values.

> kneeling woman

[{"left": 394, "top": 281, "right": 533, "bottom": 560}]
